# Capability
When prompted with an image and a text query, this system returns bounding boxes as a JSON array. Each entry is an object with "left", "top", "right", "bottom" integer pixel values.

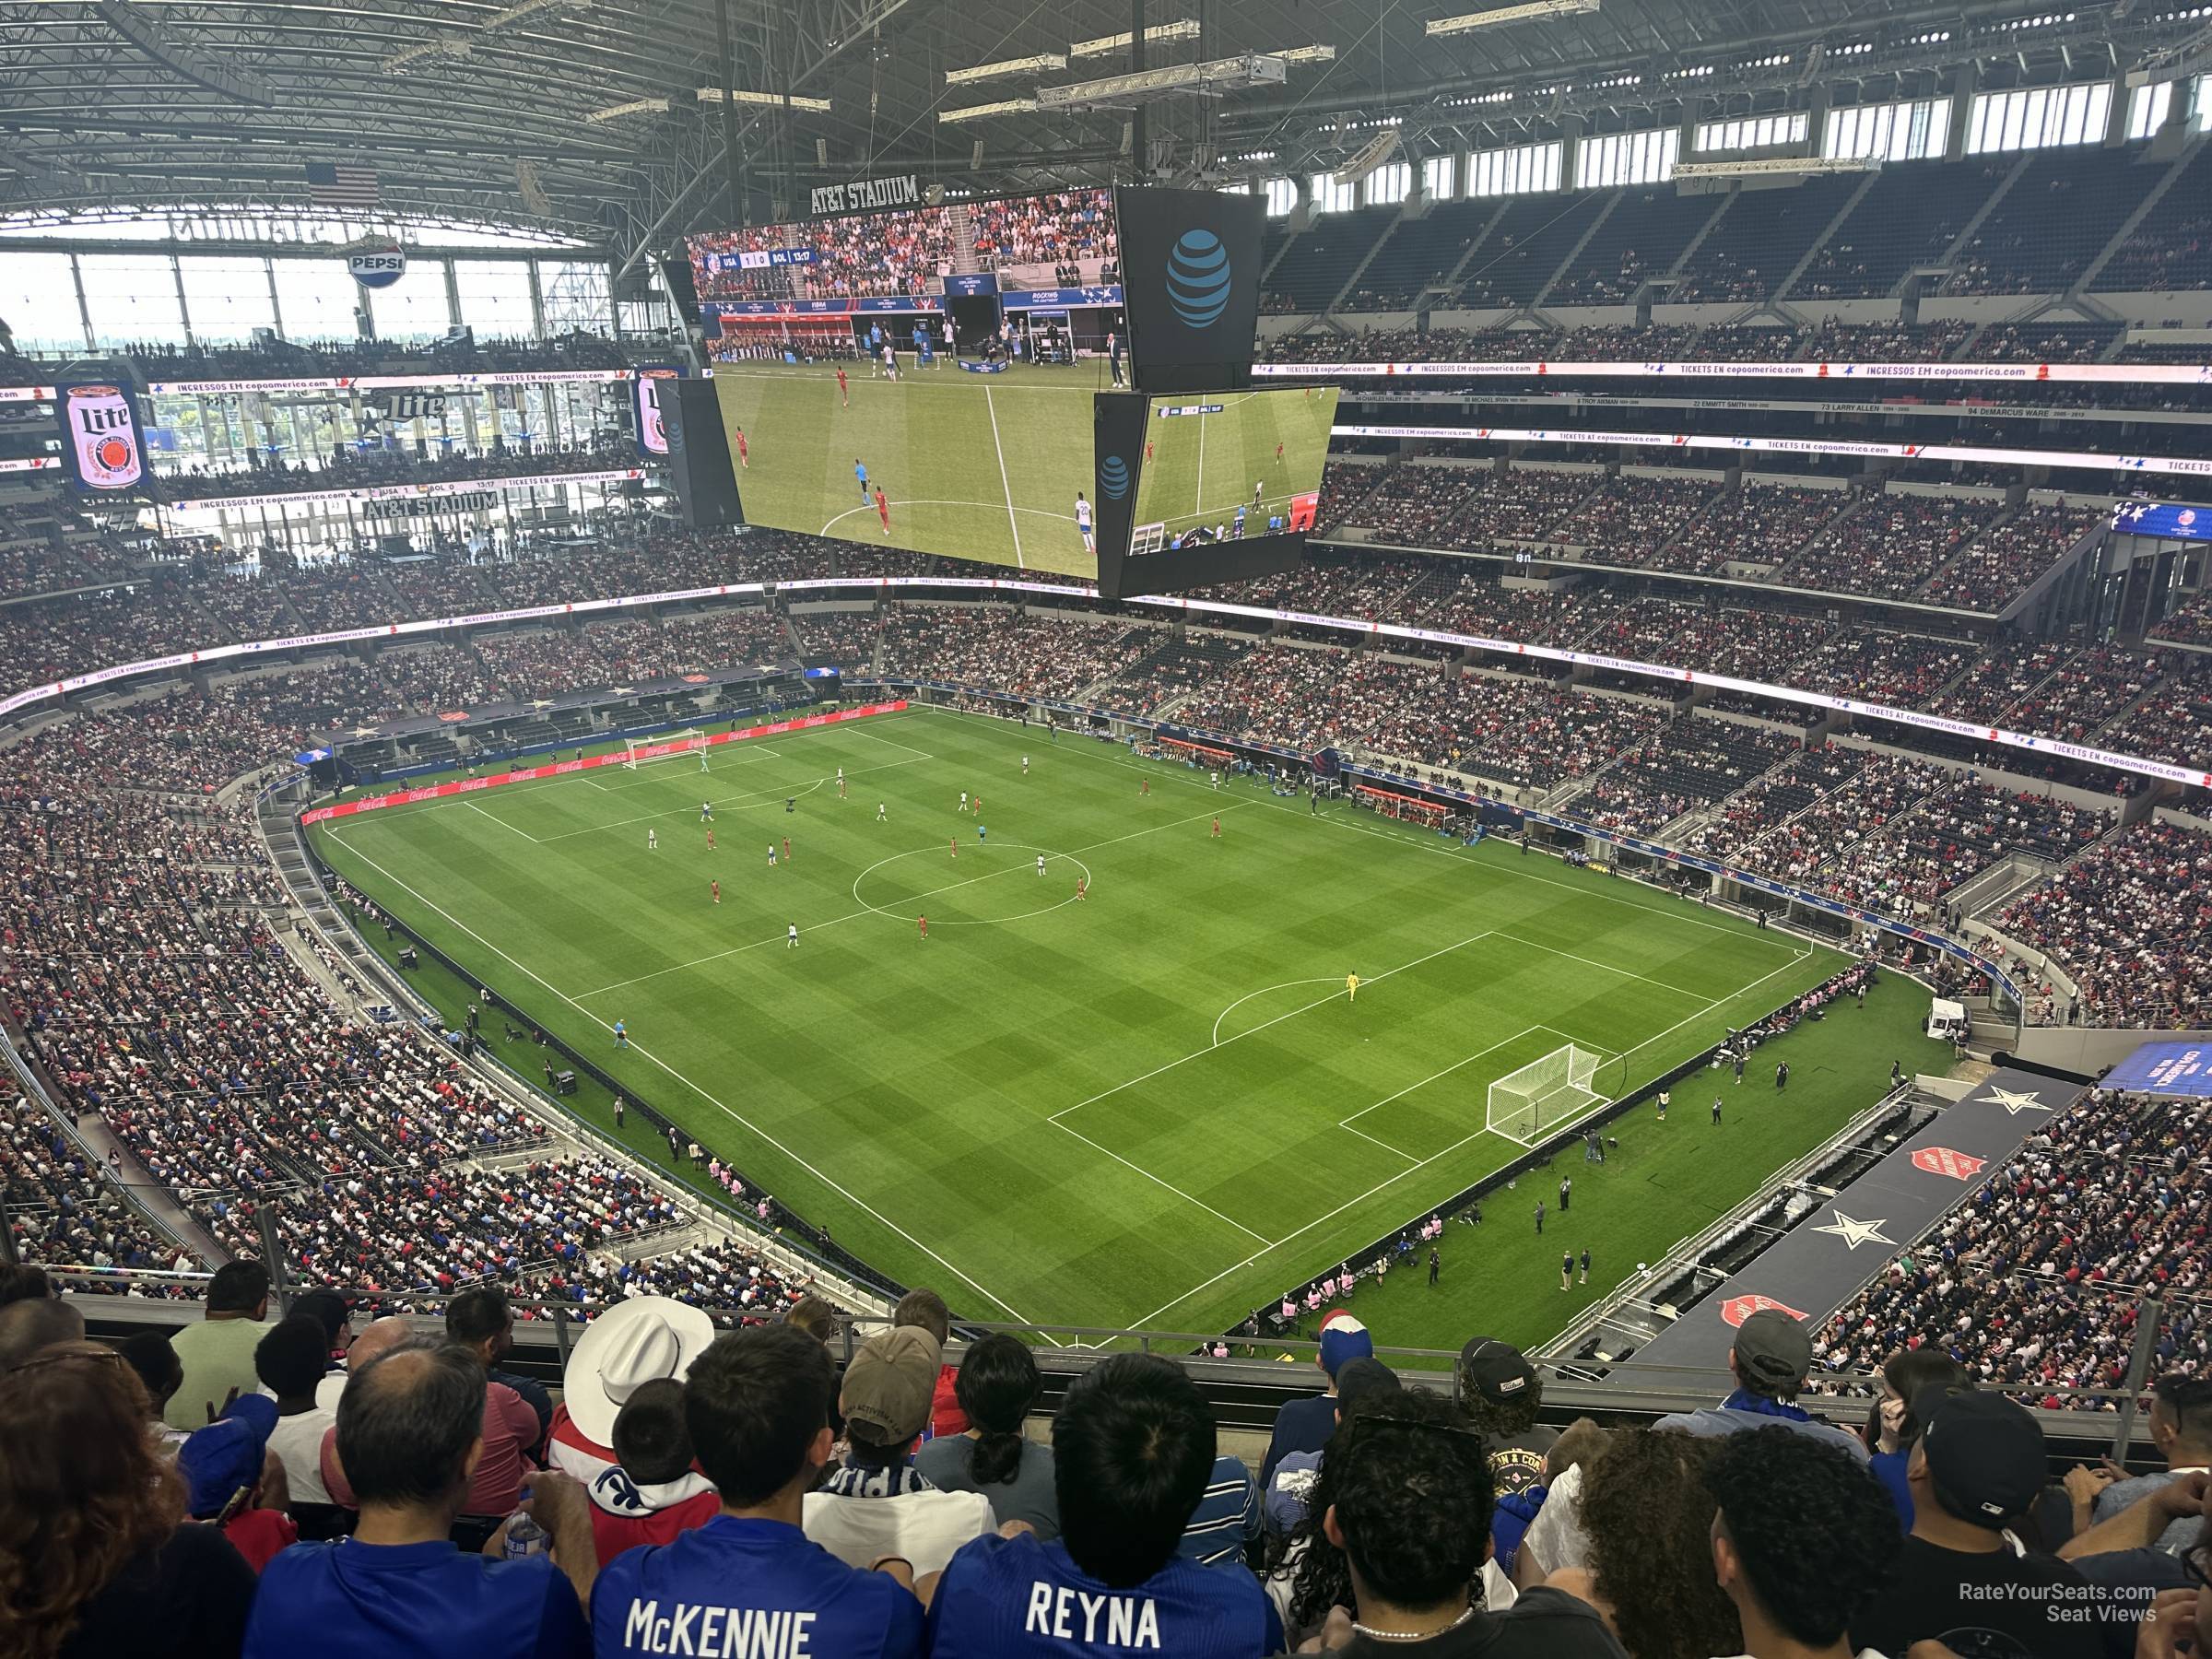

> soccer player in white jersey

[
  {"left": 647, "top": 829, "right": 658, "bottom": 851},
  {"left": 876, "top": 801, "right": 887, "bottom": 821},
  {"left": 786, "top": 923, "right": 799, "bottom": 949},
  {"left": 1036, "top": 853, "right": 1046, "bottom": 877},
  {"left": 1075, "top": 491, "right": 1095, "bottom": 556}
]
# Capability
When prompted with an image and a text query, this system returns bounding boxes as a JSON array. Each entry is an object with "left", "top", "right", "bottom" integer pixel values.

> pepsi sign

[{"left": 347, "top": 248, "right": 407, "bottom": 290}]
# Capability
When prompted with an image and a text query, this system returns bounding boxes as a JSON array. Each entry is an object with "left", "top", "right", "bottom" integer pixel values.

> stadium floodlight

[
  {"left": 586, "top": 97, "right": 672, "bottom": 123},
  {"left": 383, "top": 35, "right": 474, "bottom": 71},
  {"left": 697, "top": 87, "right": 833, "bottom": 113},
  {"left": 1427, "top": 0, "right": 1600, "bottom": 37},
  {"left": 1671, "top": 155, "right": 1879, "bottom": 180},
  {"left": 1069, "top": 19, "right": 1202, "bottom": 57},
  {"left": 1275, "top": 44, "right": 1338, "bottom": 64},
  {"left": 1334, "top": 126, "right": 1401, "bottom": 187},
  {"left": 946, "top": 53, "right": 1067, "bottom": 86},
  {"left": 1034, "top": 53, "right": 1288, "bottom": 112},
  {"left": 939, "top": 97, "right": 1041, "bottom": 123}
]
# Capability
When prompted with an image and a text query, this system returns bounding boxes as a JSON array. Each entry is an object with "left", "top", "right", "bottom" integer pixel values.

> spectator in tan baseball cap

[{"left": 802, "top": 1325, "right": 993, "bottom": 1575}]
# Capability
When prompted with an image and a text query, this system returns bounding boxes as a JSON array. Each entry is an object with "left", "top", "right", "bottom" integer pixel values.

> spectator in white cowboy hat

[{"left": 544, "top": 1295, "right": 719, "bottom": 1559}]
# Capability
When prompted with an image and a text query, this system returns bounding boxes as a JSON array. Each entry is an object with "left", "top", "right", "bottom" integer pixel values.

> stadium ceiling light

[
  {"left": 938, "top": 97, "right": 1041, "bottom": 122},
  {"left": 383, "top": 36, "right": 474, "bottom": 72},
  {"left": 1426, "top": 0, "right": 1600, "bottom": 37},
  {"left": 696, "top": 87, "right": 833, "bottom": 112},
  {"left": 1069, "top": 19, "right": 1202, "bottom": 57},
  {"left": 945, "top": 53, "right": 1067, "bottom": 86},
  {"left": 1274, "top": 44, "right": 1337, "bottom": 64},
  {"left": 1035, "top": 53, "right": 1288, "bottom": 111},
  {"left": 586, "top": 97, "right": 671, "bottom": 122}
]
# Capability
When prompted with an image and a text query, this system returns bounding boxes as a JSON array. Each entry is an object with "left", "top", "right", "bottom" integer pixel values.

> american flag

[{"left": 306, "top": 161, "right": 382, "bottom": 208}]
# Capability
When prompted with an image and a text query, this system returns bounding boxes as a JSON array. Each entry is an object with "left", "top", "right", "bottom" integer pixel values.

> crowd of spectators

[
  {"left": 877, "top": 606, "right": 1159, "bottom": 701},
  {"left": 1919, "top": 500, "right": 2100, "bottom": 611},
  {"left": 1996, "top": 817, "right": 2212, "bottom": 1027},
  {"left": 1551, "top": 473, "right": 1718, "bottom": 561},
  {"left": 1777, "top": 493, "right": 1982, "bottom": 601},
  {"left": 1681, "top": 747, "right": 1873, "bottom": 864},
  {"left": 1562, "top": 718, "right": 1800, "bottom": 836},
  {"left": 1818, "top": 1084, "right": 2212, "bottom": 1400},
  {"left": 2099, "top": 653, "right": 2212, "bottom": 772},
  {"left": 1808, "top": 774, "right": 2113, "bottom": 914},
  {"left": 1640, "top": 483, "right": 1841, "bottom": 574},
  {"left": 1782, "top": 627, "right": 1975, "bottom": 706}
]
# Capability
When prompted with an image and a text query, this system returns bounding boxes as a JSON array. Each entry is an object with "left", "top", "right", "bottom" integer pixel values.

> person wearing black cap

[
  {"left": 1456, "top": 1337, "right": 1559, "bottom": 1578},
  {"left": 1653, "top": 1309, "right": 1867, "bottom": 1463},
  {"left": 1847, "top": 1388, "right": 2100, "bottom": 1659}
]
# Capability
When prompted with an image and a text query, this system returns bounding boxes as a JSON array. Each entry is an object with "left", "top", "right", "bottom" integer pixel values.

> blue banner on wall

[
  {"left": 1000, "top": 286, "right": 1123, "bottom": 311},
  {"left": 2112, "top": 500, "right": 2212, "bottom": 541},
  {"left": 959, "top": 359, "right": 1009, "bottom": 374},
  {"left": 943, "top": 273, "right": 1000, "bottom": 299}
]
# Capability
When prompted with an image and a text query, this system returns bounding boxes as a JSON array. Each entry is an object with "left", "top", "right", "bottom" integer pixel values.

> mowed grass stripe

[{"left": 316, "top": 708, "right": 1915, "bottom": 1343}]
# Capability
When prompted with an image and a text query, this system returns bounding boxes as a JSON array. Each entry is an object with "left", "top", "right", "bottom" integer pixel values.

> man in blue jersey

[
  {"left": 926, "top": 1353, "right": 1281, "bottom": 1656},
  {"left": 855, "top": 458, "right": 870, "bottom": 500},
  {"left": 593, "top": 1324, "right": 925, "bottom": 1657},
  {"left": 243, "top": 1341, "right": 594, "bottom": 1659}
]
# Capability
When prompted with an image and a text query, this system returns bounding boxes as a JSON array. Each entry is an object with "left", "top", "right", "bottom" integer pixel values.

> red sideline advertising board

[{"left": 299, "top": 701, "right": 908, "bottom": 827}]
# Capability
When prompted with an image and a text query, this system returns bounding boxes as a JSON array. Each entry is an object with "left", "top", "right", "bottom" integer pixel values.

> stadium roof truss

[{"left": 0, "top": 0, "right": 2203, "bottom": 270}]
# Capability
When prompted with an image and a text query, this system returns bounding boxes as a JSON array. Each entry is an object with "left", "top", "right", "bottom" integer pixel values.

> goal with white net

[
  {"left": 1486, "top": 1042, "right": 1605, "bottom": 1142},
  {"left": 622, "top": 730, "right": 710, "bottom": 771}
]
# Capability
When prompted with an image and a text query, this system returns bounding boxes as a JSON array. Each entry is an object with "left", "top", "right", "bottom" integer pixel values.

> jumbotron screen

[
  {"left": 688, "top": 191, "right": 1124, "bottom": 575},
  {"left": 1125, "top": 387, "right": 1338, "bottom": 554}
]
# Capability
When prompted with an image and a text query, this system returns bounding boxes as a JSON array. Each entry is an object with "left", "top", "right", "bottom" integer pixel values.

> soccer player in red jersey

[
  {"left": 1076, "top": 877, "right": 1087, "bottom": 901},
  {"left": 1140, "top": 778, "right": 1149, "bottom": 796},
  {"left": 876, "top": 487, "right": 891, "bottom": 535},
  {"left": 918, "top": 914, "right": 928, "bottom": 940},
  {"left": 836, "top": 365, "right": 849, "bottom": 406},
  {"left": 1211, "top": 817, "right": 1221, "bottom": 839},
  {"left": 1276, "top": 441, "right": 1285, "bottom": 465},
  {"left": 706, "top": 828, "right": 715, "bottom": 852},
  {"left": 782, "top": 836, "right": 791, "bottom": 864},
  {"left": 711, "top": 879, "right": 721, "bottom": 905},
  {"left": 1146, "top": 441, "right": 1154, "bottom": 462},
  {"left": 735, "top": 428, "right": 749, "bottom": 468},
  {"left": 973, "top": 794, "right": 982, "bottom": 817},
  {"left": 949, "top": 837, "right": 957, "bottom": 859}
]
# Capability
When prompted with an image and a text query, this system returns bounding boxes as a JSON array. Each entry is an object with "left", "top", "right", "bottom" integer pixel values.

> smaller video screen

[{"left": 1125, "top": 386, "right": 1339, "bottom": 553}]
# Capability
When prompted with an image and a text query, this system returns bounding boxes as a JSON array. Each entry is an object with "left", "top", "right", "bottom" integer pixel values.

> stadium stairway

[
  {"left": 1922, "top": 152, "right": 2034, "bottom": 295},
  {"left": 1771, "top": 170, "right": 1883, "bottom": 302}
]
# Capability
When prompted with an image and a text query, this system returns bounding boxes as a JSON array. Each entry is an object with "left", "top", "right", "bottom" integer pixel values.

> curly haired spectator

[
  {"left": 1555, "top": 1430, "right": 1739, "bottom": 1659},
  {"left": 1704, "top": 1427, "right": 1903, "bottom": 1659},
  {"left": 0, "top": 1340, "right": 256, "bottom": 1659}
]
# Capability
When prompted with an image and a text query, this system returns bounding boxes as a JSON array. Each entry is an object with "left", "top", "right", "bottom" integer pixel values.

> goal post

[
  {"left": 622, "top": 729, "right": 710, "bottom": 771},
  {"left": 1487, "top": 1042, "right": 1605, "bottom": 1142}
]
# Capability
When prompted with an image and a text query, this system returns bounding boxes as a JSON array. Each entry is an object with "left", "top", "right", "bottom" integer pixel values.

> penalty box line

[{"left": 1121, "top": 931, "right": 1830, "bottom": 1331}]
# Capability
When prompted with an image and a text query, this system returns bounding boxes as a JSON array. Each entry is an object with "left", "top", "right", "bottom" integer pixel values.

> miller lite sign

[
  {"left": 55, "top": 380, "right": 146, "bottom": 491},
  {"left": 346, "top": 241, "right": 407, "bottom": 290}
]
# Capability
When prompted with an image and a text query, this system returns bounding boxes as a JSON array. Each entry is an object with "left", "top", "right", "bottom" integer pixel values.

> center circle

[{"left": 851, "top": 842, "right": 1095, "bottom": 926}]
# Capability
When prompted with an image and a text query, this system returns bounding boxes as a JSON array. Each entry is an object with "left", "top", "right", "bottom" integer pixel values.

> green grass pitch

[
  {"left": 711, "top": 362, "right": 1102, "bottom": 577},
  {"left": 312, "top": 708, "right": 1949, "bottom": 1355},
  {"left": 1131, "top": 387, "right": 1340, "bottom": 541}
]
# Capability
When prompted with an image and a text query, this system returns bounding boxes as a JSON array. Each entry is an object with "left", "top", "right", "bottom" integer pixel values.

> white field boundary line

[
  {"left": 1121, "top": 926, "right": 1830, "bottom": 1332},
  {"left": 572, "top": 802, "right": 1244, "bottom": 999},
  {"left": 321, "top": 829, "right": 1057, "bottom": 1338},
  {"left": 818, "top": 498, "right": 1077, "bottom": 539},
  {"left": 984, "top": 385, "right": 1026, "bottom": 570},
  {"left": 841, "top": 725, "right": 939, "bottom": 761},
  {"left": 356, "top": 753, "right": 929, "bottom": 842},
  {"left": 464, "top": 800, "right": 542, "bottom": 844},
  {"left": 1052, "top": 1119, "right": 1271, "bottom": 1244},
  {"left": 1076, "top": 735, "right": 1807, "bottom": 958},
  {"left": 1049, "top": 929, "right": 1497, "bottom": 1126}
]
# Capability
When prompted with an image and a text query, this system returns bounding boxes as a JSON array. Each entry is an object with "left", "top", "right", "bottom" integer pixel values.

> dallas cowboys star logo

[
  {"left": 1981, "top": 1087, "right": 2052, "bottom": 1116},
  {"left": 1812, "top": 1210, "right": 1895, "bottom": 1251}
]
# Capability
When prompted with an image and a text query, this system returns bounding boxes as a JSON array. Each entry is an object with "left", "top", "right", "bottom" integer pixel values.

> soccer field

[
  {"left": 312, "top": 707, "right": 1924, "bottom": 1349},
  {"left": 1131, "top": 387, "right": 1339, "bottom": 541},
  {"left": 711, "top": 361, "right": 1102, "bottom": 576}
]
